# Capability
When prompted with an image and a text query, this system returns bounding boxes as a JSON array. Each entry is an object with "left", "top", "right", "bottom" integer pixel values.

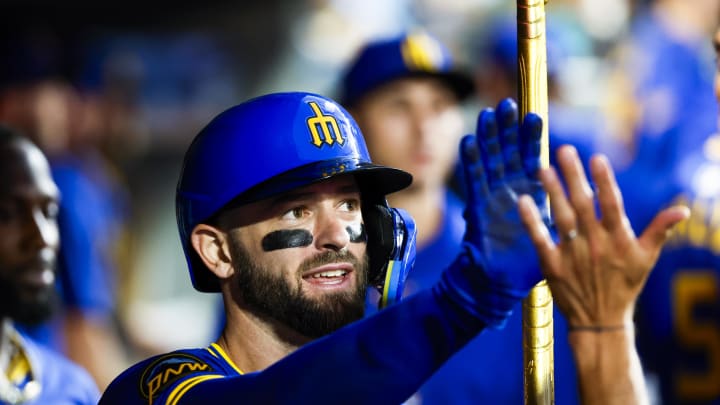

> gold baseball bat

[{"left": 517, "top": 1, "right": 553, "bottom": 404}]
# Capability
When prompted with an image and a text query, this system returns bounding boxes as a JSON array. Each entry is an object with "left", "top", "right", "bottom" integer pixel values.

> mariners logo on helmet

[{"left": 307, "top": 101, "right": 345, "bottom": 147}]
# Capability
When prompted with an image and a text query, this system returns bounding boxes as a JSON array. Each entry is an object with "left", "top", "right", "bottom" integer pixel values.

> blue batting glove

[{"left": 435, "top": 98, "right": 550, "bottom": 329}]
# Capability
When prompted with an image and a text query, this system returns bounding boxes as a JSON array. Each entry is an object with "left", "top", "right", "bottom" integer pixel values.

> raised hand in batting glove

[{"left": 434, "top": 98, "right": 549, "bottom": 329}]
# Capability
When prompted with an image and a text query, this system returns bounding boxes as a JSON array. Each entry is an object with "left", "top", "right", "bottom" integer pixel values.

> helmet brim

[
  {"left": 232, "top": 158, "right": 413, "bottom": 207},
  {"left": 342, "top": 70, "right": 475, "bottom": 108}
]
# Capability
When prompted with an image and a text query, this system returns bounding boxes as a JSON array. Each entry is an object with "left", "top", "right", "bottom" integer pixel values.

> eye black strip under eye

[
  {"left": 261, "top": 229, "right": 313, "bottom": 251},
  {"left": 347, "top": 223, "right": 366, "bottom": 243}
]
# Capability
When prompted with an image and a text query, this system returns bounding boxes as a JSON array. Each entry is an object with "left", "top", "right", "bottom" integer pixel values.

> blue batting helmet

[{"left": 176, "top": 92, "right": 413, "bottom": 292}]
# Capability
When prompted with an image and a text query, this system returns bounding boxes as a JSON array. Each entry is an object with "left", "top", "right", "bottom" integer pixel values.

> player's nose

[
  {"left": 25, "top": 206, "right": 59, "bottom": 252},
  {"left": 314, "top": 210, "right": 350, "bottom": 252}
]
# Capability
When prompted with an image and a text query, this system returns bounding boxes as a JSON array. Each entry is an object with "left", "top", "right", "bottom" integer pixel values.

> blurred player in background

[
  {"left": 0, "top": 35, "right": 130, "bottom": 389},
  {"left": 339, "top": 31, "right": 470, "bottom": 304},
  {"left": 467, "top": 13, "right": 607, "bottom": 174},
  {"left": 595, "top": 2, "right": 719, "bottom": 403},
  {"left": 632, "top": 22, "right": 720, "bottom": 405},
  {"left": 607, "top": 0, "right": 719, "bottom": 231},
  {"left": 0, "top": 125, "right": 99, "bottom": 404}
]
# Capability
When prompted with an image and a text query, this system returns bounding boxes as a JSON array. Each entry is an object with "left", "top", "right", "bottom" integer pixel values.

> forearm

[
  {"left": 569, "top": 326, "right": 649, "bottom": 405},
  {"left": 63, "top": 311, "right": 127, "bottom": 392}
]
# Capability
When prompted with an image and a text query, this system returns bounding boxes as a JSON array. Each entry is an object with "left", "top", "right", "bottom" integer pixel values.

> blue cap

[
  {"left": 340, "top": 32, "right": 474, "bottom": 107},
  {"left": 472, "top": 14, "right": 584, "bottom": 80}
]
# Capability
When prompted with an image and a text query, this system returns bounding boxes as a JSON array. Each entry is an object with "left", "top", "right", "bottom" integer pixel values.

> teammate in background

[
  {"left": 338, "top": 31, "right": 580, "bottom": 403},
  {"left": 339, "top": 32, "right": 470, "bottom": 303},
  {"left": 599, "top": 2, "right": 719, "bottom": 403},
  {"left": 100, "top": 91, "right": 687, "bottom": 404},
  {"left": 632, "top": 25, "right": 720, "bottom": 405},
  {"left": 607, "top": 0, "right": 719, "bottom": 232},
  {"left": 0, "top": 75, "right": 130, "bottom": 391},
  {"left": 0, "top": 125, "right": 99, "bottom": 404},
  {"left": 468, "top": 14, "right": 607, "bottom": 174}
]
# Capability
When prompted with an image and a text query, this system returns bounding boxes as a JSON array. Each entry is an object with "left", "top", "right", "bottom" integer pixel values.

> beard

[
  {"left": 0, "top": 272, "right": 57, "bottom": 325},
  {"left": 228, "top": 240, "right": 368, "bottom": 339}
]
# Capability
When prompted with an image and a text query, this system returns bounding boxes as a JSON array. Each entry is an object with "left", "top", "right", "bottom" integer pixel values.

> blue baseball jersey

[
  {"left": 400, "top": 191, "right": 465, "bottom": 296},
  {"left": 636, "top": 146, "right": 720, "bottom": 405},
  {"left": 100, "top": 288, "right": 492, "bottom": 405},
  {"left": 1, "top": 327, "right": 99, "bottom": 405}
]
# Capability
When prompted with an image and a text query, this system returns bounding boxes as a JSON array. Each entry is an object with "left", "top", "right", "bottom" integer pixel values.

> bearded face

[
  {"left": 214, "top": 175, "right": 371, "bottom": 340},
  {"left": 0, "top": 270, "right": 58, "bottom": 325},
  {"left": 228, "top": 239, "right": 368, "bottom": 339},
  {"left": 0, "top": 138, "right": 60, "bottom": 325}
]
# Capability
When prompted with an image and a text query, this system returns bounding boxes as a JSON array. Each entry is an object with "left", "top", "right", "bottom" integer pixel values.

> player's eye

[
  {"left": 386, "top": 97, "right": 411, "bottom": 113},
  {"left": 339, "top": 199, "right": 360, "bottom": 212},
  {"left": 281, "top": 206, "right": 306, "bottom": 221}
]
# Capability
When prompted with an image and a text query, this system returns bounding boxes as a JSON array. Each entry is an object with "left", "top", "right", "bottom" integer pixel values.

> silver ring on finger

[{"left": 565, "top": 229, "right": 578, "bottom": 241}]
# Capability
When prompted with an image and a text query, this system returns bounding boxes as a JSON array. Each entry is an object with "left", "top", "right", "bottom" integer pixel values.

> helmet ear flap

[
  {"left": 362, "top": 201, "right": 417, "bottom": 308},
  {"left": 362, "top": 201, "right": 396, "bottom": 287}
]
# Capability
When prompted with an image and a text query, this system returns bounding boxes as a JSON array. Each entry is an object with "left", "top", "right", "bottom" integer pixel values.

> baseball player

[
  {"left": 0, "top": 125, "right": 99, "bottom": 404},
  {"left": 100, "top": 92, "right": 687, "bottom": 404},
  {"left": 631, "top": 23, "right": 720, "bottom": 405}
]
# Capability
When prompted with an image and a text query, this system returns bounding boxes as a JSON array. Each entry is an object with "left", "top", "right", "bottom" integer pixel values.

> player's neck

[
  {"left": 387, "top": 185, "right": 446, "bottom": 247},
  {"left": 218, "top": 306, "right": 311, "bottom": 373}
]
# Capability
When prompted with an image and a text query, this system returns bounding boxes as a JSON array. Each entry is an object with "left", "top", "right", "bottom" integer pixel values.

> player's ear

[{"left": 191, "top": 223, "right": 235, "bottom": 279}]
